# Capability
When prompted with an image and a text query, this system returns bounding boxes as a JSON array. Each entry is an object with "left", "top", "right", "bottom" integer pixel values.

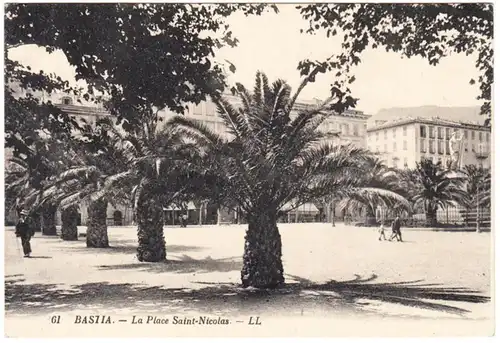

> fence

[{"left": 344, "top": 206, "right": 491, "bottom": 228}]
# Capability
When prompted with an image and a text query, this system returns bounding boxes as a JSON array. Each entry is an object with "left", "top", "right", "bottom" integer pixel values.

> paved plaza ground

[{"left": 4, "top": 223, "right": 494, "bottom": 337}]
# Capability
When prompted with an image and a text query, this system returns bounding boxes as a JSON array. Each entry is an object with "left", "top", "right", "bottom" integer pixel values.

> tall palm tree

[
  {"left": 125, "top": 121, "right": 204, "bottom": 262},
  {"left": 336, "top": 157, "right": 410, "bottom": 225},
  {"left": 170, "top": 71, "right": 374, "bottom": 289},
  {"left": 407, "top": 159, "right": 467, "bottom": 227}
]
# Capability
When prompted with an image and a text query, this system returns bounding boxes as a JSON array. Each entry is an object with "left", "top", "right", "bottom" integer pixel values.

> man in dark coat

[
  {"left": 388, "top": 215, "right": 403, "bottom": 242},
  {"left": 15, "top": 209, "right": 35, "bottom": 257}
]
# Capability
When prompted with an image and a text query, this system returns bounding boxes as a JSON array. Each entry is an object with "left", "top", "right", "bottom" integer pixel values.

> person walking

[
  {"left": 388, "top": 215, "right": 403, "bottom": 242},
  {"left": 15, "top": 209, "right": 35, "bottom": 257},
  {"left": 378, "top": 221, "right": 387, "bottom": 241}
]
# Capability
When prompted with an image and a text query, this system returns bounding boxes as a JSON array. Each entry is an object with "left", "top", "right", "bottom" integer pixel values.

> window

[
  {"left": 472, "top": 143, "right": 476, "bottom": 152},
  {"left": 479, "top": 132, "right": 483, "bottom": 142},
  {"left": 429, "top": 126, "right": 436, "bottom": 139},
  {"left": 376, "top": 146, "right": 380, "bottom": 153},
  {"left": 376, "top": 132, "right": 379, "bottom": 141},
  {"left": 353, "top": 124, "right": 359, "bottom": 136},
  {"left": 393, "top": 160, "right": 398, "bottom": 168},
  {"left": 445, "top": 128, "right": 451, "bottom": 140},
  {"left": 438, "top": 157, "right": 442, "bottom": 164},
  {"left": 205, "top": 101, "right": 216, "bottom": 116},
  {"left": 478, "top": 143, "right": 488, "bottom": 155},
  {"left": 420, "top": 125, "right": 426, "bottom": 138},
  {"left": 471, "top": 131, "right": 475, "bottom": 140},
  {"left": 429, "top": 140, "right": 436, "bottom": 154},
  {"left": 446, "top": 141, "right": 450, "bottom": 155},
  {"left": 486, "top": 132, "right": 490, "bottom": 141},
  {"left": 438, "top": 127, "right": 444, "bottom": 139},
  {"left": 404, "top": 157, "right": 408, "bottom": 168},
  {"left": 463, "top": 130, "right": 468, "bottom": 139},
  {"left": 438, "top": 140, "right": 444, "bottom": 154},
  {"left": 384, "top": 130, "right": 388, "bottom": 139},
  {"left": 479, "top": 161, "right": 483, "bottom": 169},
  {"left": 464, "top": 143, "right": 468, "bottom": 152},
  {"left": 393, "top": 142, "right": 397, "bottom": 151},
  {"left": 403, "top": 126, "right": 407, "bottom": 136},
  {"left": 61, "top": 96, "right": 73, "bottom": 105},
  {"left": 420, "top": 139, "right": 427, "bottom": 153},
  {"left": 403, "top": 140, "right": 407, "bottom": 150},
  {"left": 193, "top": 103, "right": 204, "bottom": 115},
  {"left": 421, "top": 155, "right": 427, "bottom": 162},
  {"left": 392, "top": 128, "right": 396, "bottom": 138}
]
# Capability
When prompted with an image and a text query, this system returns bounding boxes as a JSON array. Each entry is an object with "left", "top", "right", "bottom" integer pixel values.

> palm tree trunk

[
  {"left": 87, "top": 199, "right": 109, "bottom": 248},
  {"left": 61, "top": 205, "right": 78, "bottom": 241},
  {"left": 241, "top": 211, "right": 284, "bottom": 289},
  {"left": 425, "top": 206, "right": 438, "bottom": 227},
  {"left": 31, "top": 210, "right": 41, "bottom": 232},
  {"left": 136, "top": 194, "right": 166, "bottom": 262},
  {"left": 41, "top": 203, "right": 57, "bottom": 236}
]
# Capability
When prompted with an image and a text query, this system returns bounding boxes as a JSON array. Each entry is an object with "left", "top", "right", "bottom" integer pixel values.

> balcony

[{"left": 475, "top": 143, "right": 489, "bottom": 159}]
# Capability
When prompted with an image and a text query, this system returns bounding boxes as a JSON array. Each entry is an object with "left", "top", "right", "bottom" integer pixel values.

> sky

[{"left": 7, "top": 4, "right": 482, "bottom": 116}]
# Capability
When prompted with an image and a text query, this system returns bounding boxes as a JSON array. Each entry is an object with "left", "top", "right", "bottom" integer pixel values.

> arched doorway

[{"left": 113, "top": 210, "right": 123, "bottom": 226}]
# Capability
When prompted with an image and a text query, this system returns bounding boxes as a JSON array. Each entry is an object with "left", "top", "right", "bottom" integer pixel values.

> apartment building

[
  {"left": 6, "top": 87, "right": 371, "bottom": 225},
  {"left": 158, "top": 96, "right": 370, "bottom": 149},
  {"left": 366, "top": 117, "right": 491, "bottom": 170}
]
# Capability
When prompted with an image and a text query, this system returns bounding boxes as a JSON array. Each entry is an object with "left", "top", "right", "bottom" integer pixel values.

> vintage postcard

[{"left": 3, "top": 1, "right": 495, "bottom": 338}]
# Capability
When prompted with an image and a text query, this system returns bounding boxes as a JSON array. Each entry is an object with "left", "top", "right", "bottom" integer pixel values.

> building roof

[
  {"left": 368, "top": 105, "right": 487, "bottom": 126},
  {"left": 367, "top": 116, "right": 490, "bottom": 133},
  {"left": 55, "top": 99, "right": 370, "bottom": 121},
  {"left": 55, "top": 103, "right": 110, "bottom": 117}
]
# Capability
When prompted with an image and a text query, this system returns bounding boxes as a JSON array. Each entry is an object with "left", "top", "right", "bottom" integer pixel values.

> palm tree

[
  {"left": 48, "top": 117, "right": 201, "bottom": 259},
  {"left": 126, "top": 121, "right": 203, "bottom": 262},
  {"left": 40, "top": 120, "right": 134, "bottom": 247},
  {"left": 461, "top": 165, "right": 491, "bottom": 229},
  {"left": 407, "top": 159, "right": 466, "bottom": 227},
  {"left": 336, "top": 157, "right": 410, "bottom": 225},
  {"left": 170, "top": 71, "right": 374, "bottom": 289},
  {"left": 5, "top": 139, "right": 76, "bottom": 235}
]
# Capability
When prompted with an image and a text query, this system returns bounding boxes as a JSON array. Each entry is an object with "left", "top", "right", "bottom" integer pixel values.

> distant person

[
  {"left": 181, "top": 213, "right": 188, "bottom": 228},
  {"left": 15, "top": 209, "right": 35, "bottom": 257},
  {"left": 388, "top": 215, "right": 403, "bottom": 242},
  {"left": 378, "top": 221, "right": 387, "bottom": 241}
]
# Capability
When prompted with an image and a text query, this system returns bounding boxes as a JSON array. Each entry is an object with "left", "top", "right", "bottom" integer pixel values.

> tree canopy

[
  {"left": 5, "top": 3, "right": 277, "bottom": 128},
  {"left": 297, "top": 3, "right": 493, "bottom": 125}
]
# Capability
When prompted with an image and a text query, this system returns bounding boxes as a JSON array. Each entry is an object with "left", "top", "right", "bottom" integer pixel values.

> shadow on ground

[
  {"left": 98, "top": 255, "right": 242, "bottom": 274},
  {"left": 57, "top": 243, "right": 207, "bottom": 256},
  {"left": 5, "top": 274, "right": 490, "bottom": 320}
]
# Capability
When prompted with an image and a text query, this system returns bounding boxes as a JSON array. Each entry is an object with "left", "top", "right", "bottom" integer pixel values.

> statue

[{"left": 449, "top": 130, "right": 464, "bottom": 170}]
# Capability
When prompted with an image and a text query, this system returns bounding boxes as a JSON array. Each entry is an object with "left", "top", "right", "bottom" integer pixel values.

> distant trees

[
  {"left": 337, "top": 157, "right": 410, "bottom": 225},
  {"left": 402, "top": 159, "right": 467, "bottom": 227}
]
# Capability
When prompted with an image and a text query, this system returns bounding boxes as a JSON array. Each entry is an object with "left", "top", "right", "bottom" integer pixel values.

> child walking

[{"left": 378, "top": 221, "right": 387, "bottom": 241}]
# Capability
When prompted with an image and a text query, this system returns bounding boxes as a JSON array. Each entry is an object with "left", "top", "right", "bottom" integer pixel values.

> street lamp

[{"left": 475, "top": 142, "right": 489, "bottom": 233}]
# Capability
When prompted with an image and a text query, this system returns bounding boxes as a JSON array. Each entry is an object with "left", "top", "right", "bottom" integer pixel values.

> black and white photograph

[{"left": 2, "top": 2, "right": 495, "bottom": 338}]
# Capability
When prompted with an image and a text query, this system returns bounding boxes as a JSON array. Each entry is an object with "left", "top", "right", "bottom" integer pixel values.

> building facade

[
  {"left": 6, "top": 86, "right": 371, "bottom": 226},
  {"left": 366, "top": 117, "right": 491, "bottom": 170}
]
